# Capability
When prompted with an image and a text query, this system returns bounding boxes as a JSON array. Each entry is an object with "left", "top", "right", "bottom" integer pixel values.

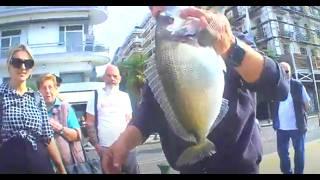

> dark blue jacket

[
  {"left": 131, "top": 33, "right": 289, "bottom": 173},
  {"left": 272, "top": 79, "right": 308, "bottom": 133}
]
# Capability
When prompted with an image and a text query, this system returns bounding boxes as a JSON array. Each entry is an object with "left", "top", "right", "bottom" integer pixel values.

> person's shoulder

[{"left": 0, "top": 82, "right": 9, "bottom": 94}]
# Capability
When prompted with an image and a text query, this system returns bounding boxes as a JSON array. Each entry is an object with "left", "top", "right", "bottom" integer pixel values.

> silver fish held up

[{"left": 144, "top": 7, "right": 229, "bottom": 168}]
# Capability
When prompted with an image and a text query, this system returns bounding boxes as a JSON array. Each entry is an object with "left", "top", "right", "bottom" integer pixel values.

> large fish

[{"left": 144, "top": 6, "right": 229, "bottom": 167}]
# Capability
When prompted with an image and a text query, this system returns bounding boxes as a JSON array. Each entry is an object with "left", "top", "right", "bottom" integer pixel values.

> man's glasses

[{"left": 10, "top": 58, "right": 34, "bottom": 69}]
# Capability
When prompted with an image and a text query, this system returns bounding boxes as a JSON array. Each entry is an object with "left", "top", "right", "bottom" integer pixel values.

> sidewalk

[{"left": 260, "top": 139, "right": 320, "bottom": 174}]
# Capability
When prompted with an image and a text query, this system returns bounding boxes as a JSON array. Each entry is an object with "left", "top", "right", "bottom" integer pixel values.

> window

[
  {"left": 283, "top": 44, "right": 290, "bottom": 54},
  {"left": 60, "top": 72, "right": 85, "bottom": 83},
  {"left": 311, "top": 49, "right": 318, "bottom": 57},
  {"left": 300, "top": 47, "right": 307, "bottom": 55},
  {"left": 1, "top": 29, "right": 21, "bottom": 57},
  {"left": 59, "top": 26, "right": 65, "bottom": 45},
  {"left": 59, "top": 25, "right": 84, "bottom": 52},
  {"left": 277, "top": 16, "right": 283, "bottom": 21}
]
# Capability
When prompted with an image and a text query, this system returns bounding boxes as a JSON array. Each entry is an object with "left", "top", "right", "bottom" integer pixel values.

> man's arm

[
  {"left": 86, "top": 112, "right": 101, "bottom": 155},
  {"left": 102, "top": 85, "right": 160, "bottom": 173},
  {"left": 102, "top": 125, "right": 143, "bottom": 173},
  {"left": 47, "top": 138, "right": 66, "bottom": 174},
  {"left": 177, "top": 7, "right": 289, "bottom": 101},
  {"left": 237, "top": 34, "right": 289, "bottom": 101},
  {"left": 302, "top": 85, "right": 311, "bottom": 111}
]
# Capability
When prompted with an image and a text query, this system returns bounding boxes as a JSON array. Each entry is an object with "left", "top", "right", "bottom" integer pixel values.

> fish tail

[{"left": 176, "top": 139, "right": 216, "bottom": 167}]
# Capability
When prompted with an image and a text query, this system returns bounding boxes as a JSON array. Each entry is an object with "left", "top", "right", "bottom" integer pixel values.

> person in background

[
  {"left": 38, "top": 73, "right": 85, "bottom": 173},
  {"left": 272, "top": 62, "right": 310, "bottom": 174},
  {"left": 86, "top": 64, "right": 139, "bottom": 174},
  {"left": 0, "top": 44, "right": 65, "bottom": 174}
]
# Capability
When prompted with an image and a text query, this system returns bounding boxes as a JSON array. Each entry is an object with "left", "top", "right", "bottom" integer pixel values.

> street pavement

[
  {"left": 83, "top": 115, "right": 320, "bottom": 174},
  {"left": 136, "top": 115, "right": 320, "bottom": 174}
]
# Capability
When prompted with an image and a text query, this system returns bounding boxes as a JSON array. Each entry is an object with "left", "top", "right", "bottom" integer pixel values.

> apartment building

[
  {"left": 0, "top": 6, "right": 110, "bottom": 117},
  {"left": 115, "top": 6, "right": 320, "bottom": 120},
  {"left": 225, "top": 6, "right": 320, "bottom": 119}
]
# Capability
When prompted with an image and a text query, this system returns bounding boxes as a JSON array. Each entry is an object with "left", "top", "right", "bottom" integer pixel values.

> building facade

[
  {"left": 113, "top": 13, "right": 155, "bottom": 65},
  {"left": 0, "top": 6, "right": 110, "bottom": 117},
  {"left": 115, "top": 6, "right": 320, "bottom": 120},
  {"left": 224, "top": 6, "right": 320, "bottom": 119}
]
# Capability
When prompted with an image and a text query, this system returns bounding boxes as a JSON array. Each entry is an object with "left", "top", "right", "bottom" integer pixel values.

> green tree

[
  {"left": 265, "top": 49, "right": 277, "bottom": 59},
  {"left": 118, "top": 53, "right": 148, "bottom": 112}
]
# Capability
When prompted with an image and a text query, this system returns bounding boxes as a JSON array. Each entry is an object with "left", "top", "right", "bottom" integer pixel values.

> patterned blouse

[{"left": 0, "top": 82, "right": 53, "bottom": 150}]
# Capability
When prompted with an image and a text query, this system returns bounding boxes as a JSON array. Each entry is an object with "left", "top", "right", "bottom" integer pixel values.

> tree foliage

[{"left": 118, "top": 53, "right": 148, "bottom": 111}]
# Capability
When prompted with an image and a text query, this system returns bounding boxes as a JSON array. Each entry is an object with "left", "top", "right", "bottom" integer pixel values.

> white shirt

[
  {"left": 86, "top": 86, "right": 132, "bottom": 147},
  {"left": 278, "top": 85, "right": 310, "bottom": 130}
]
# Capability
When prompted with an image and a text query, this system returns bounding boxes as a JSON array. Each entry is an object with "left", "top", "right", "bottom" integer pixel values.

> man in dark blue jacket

[
  {"left": 102, "top": 6, "right": 289, "bottom": 174},
  {"left": 272, "top": 62, "right": 310, "bottom": 174}
]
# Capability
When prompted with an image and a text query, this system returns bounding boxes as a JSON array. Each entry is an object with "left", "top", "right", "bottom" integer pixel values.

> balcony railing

[
  {"left": 0, "top": 6, "right": 97, "bottom": 16},
  {"left": 0, "top": 41, "right": 108, "bottom": 59},
  {"left": 294, "top": 53, "right": 310, "bottom": 69},
  {"left": 313, "top": 56, "right": 320, "bottom": 69},
  {"left": 295, "top": 33, "right": 311, "bottom": 43},
  {"left": 278, "top": 30, "right": 294, "bottom": 39}
]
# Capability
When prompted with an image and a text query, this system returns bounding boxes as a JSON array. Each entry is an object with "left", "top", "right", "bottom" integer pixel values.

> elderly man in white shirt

[
  {"left": 273, "top": 62, "right": 311, "bottom": 174},
  {"left": 86, "top": 64, "right": 139, "bottom": 174}
]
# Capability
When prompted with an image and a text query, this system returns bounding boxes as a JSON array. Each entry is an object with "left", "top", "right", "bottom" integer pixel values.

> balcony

[
  {"left": 273, "top": 6, "right": 287, "bottom": 15},
  {"left": 144, "top": 43, "right": 155, "bottom": 58},
  {"left": 126, "top": 48, "right": 144, "bottom": 59},
  {"left": 122, "top": 37, "right": 144, "bottom": 55},
  {"left": 0, "top": 6, "right": 107, "bottom": 25},
  {"left": 278, "top": 30, "right": 294, "bottom": 39},
  {"left": 0, "top": 41, "right": 109, "bottom": 66},
  {"left": 294, "top": 53, "right": 310, "bottom": 69},
  {"left": 295, "top": 33, "right": 311, "bottom": 43},
  {"left": 254, "top": 32, "right": 267, "bottom": 44}
]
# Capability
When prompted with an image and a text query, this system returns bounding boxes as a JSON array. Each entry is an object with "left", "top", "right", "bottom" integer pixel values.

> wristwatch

[
  {"left": 58, "top": 126, "right": 64, "bottom": 136},
  {"left": 227, "top": 37, "right": 246, "bottom": 67}
]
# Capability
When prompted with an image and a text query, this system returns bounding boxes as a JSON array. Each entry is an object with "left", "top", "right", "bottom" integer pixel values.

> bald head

[
  {"left": 280, "top": 62, "right": 291, "bottom": 79},
  {"left": 103, "top": 64, "right": 121, "bottom": 87}
]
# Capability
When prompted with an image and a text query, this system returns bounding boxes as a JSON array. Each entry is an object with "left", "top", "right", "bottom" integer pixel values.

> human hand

[
  {"left": 180, "top": 7, "right": 235, "bottom": 59},
  {"left": 150, "top": 6, "right": 235, "bottom": 59},
  {"left": 56, "top": 164, "right": 67, "bottom": 174},
  {"left": 49, "top": 118, "right": 63, "bottom": 132},
  {"left": 101, "top": 140, "right": 129, "bottom": 174}
]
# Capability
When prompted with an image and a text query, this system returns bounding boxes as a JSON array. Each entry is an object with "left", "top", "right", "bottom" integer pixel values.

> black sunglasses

[{"left": 10, "top": 58, "right": 34, "bottom": 69}]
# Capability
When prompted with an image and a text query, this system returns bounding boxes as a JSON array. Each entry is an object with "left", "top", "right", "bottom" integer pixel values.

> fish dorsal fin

[{"left": 144, "top": 57, "right": 197, "bottom": 143}]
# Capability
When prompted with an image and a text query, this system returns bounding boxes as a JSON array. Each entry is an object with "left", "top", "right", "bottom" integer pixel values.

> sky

[
  {"left": 93, "top": 6, "right": 150, "bottom": 60},
  {"left": 93, "top": 6, "right": 150, "bottom": 76}
]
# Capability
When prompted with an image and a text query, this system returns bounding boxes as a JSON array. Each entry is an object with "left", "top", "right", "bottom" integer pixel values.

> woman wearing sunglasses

[{"left": 0, "top": 44, "right": 66, "bottom": 174}]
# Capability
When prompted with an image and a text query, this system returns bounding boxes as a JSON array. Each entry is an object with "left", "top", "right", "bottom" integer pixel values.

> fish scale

[{"left": 146, "top": 6, "right": 229, "bottom": 167}]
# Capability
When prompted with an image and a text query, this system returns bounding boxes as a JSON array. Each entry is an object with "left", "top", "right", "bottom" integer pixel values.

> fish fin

[
  {"left": 209, "top": 98, "right": 229, "bottom": 133},
  {"left": 144, "top": 57, "right": 197, "bottom": 143},
  {"left": 176, "top": 139, "right": 216, "bottom": 167}
]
